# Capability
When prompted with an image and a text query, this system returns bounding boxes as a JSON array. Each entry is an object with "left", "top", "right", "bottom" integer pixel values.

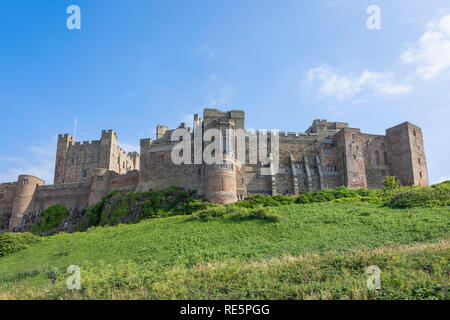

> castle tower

[
  {"left": 203, "top": 109, "right": 244, "bottom": 204},
  {"left": 386, "top": 122, "right": 429, "bottom": 186},
  {"left": 54, "top": 134, "right": 74, "bottom": 184},
  {"left": 335, "top": 128, "right": 368, "bottom": 189},
  {"left": 9, "top": 175, "right": 44, "bottom": 230}
]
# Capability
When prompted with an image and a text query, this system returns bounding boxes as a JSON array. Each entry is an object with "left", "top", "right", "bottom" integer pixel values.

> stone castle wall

[
  {"left": 54, "top": 130, "right": 139, "bottom": 185},
  {"left": 0, "top": 108, "right": 430, "bottom": 231}
]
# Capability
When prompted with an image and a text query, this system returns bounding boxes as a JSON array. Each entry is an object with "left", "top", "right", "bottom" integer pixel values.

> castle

[{"left": 0, "top": 108, "right": 429, "bottom": 232}]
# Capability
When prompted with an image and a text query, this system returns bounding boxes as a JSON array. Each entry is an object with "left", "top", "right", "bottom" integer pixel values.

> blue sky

[{"left": 0, "top": 0, "right": 449, "bottom": 184}]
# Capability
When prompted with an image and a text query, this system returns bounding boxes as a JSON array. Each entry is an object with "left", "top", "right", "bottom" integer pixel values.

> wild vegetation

[
  {"left": 0, "top": 232, "right": 40, "bottom": 257},
  {"left": 0, "top": 177, "right": 448, "bottom": 299}
]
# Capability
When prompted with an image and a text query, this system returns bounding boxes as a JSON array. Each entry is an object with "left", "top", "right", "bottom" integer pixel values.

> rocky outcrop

[
  {"left": 14, "top": 207, "right": 88, "bottom": 236},
  {"left": 0, "top": 211, "right": 11, "bottom": 233}
]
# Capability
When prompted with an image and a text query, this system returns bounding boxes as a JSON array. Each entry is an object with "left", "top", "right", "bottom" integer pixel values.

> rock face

[
  {"left": 14, "top": 207, "right": 88, "bottom": 236},
  {"left": 0, "top": 212, "right": 11, "bottom": 232}
]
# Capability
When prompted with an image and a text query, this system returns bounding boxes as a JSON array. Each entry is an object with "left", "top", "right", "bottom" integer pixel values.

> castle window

[
  {"left": 72, "top": 158, "right": 75, "bottom": 164},
  {"left": 324, "top": 149, "right": 332, "bottom": 155},
  {"left": 83, "top": 170, "right": 87, "bottom": 178},
  {"left": 97, "top": 176, "right": 103, "bottom": 182},
  {"left": 418, "top": 158, "right": 421, "bottom": 165},
  {"left": 418, "top": 145, "right": 421, "bottom": 150},
  {"left": 353, "top": 155, "right": 357, "bottom": 160},
  {"left": 326, "top": 166, "right": 337, "bottom": 172},
  {"left": 221, "top": 178, "right": 225, "bottom": 191},
  {"left": 198, "top": 169, "right": 201, "bottom": 175},
  {"left": 375, "top": 151, "right": 380, "bottom": 165},
  {"left": 420, "top": 171, "right": 423, "bottom": 178},
  {"left": 23, "top": 179, "right": 28, "bottom": 185},
  {"left": 324, "top": 138, "right": 334, "bottom": 145},
  {"left": 384, "top": 152, "right": 388, "bottom": 164},
  {"left": 352, "top": 133, "right": 355, "bottom": 140},
  {"left": 381, "top": 143, "right": 385, "bottom": 149},
  {"left": 123, "top": 162, "right": 125, "bottom": 169},
  {"left": 92, "top": 153, "right": 95, "bottom": 162},
  {"left": 413, "top": 130, "right": 416, "bottom": 137},
  {"left": 297, "top": 163, "right": 303, "bottom": 169}
]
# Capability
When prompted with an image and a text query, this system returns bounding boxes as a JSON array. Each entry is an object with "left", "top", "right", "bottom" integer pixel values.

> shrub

[
  {"left": 38, "top": 205, "right": 68, "bottom": 234},
  {"left": 383, "top": 176, "right": 400, "bottom": 192},
  {"left": 86, "top": 191, "right": 118, "bottom": 226},
  {"left": 389, "top": 184, "right": 450, "bottom": 208},
  {"left": 0, "top": 232, "right": 40, "bottom": 257},
  {"left": 191, "top": 205, "right": 281, "bottom": 222},
  {"left": 236, "top": 194, "right": 295, "bottom": 208}
]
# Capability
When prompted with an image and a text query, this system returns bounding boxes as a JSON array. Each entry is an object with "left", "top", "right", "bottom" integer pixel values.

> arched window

[{"left": 375, "top": 151, "right": 380, "bottom": 165}]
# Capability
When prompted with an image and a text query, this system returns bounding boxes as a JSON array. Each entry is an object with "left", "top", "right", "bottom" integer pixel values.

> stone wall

[
  {"left": 0, "top": 109, "right": 431, "bottom": 231},
  {"left": 0, "top": 182, "right": 16, "bottom": 231},
  {"left": 54, "top": 130, "right": 139, "bottom": 185}
]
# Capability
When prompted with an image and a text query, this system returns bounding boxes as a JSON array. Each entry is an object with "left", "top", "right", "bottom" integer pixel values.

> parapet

[
  {"left": 306, "top": 119, "right": 348, "bottom": 133},
  {"left": 101, "top": 129, "right": 117, "bottom": 139},
  {"left": 140, "top": 138, "right": 153, "bottom": 149}
]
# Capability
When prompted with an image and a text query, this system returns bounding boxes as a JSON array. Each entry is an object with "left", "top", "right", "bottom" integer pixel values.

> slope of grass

[{"left": 0, "top": 202, "right": 448, "bottom": 299}]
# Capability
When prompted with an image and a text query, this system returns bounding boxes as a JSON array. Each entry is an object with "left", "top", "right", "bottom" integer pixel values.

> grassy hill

[{"left": 0, "top": 201, "right": 448, "bottom": 300}]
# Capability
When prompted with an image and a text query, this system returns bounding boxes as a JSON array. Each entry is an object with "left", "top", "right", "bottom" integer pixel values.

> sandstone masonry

[{"left": 0, "top": 109, "right": 429, "bottom": 232}]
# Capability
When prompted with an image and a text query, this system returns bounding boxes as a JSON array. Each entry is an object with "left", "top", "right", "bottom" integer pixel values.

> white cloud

[
  {"left": 0, "top": 137, "right": 56, "bottom": 185},
  {"left": 307, "top": 65, "right": 411, "bottom": 100},
  {"left": 402, "top": 14, "right": 450, "bottom": 80}
]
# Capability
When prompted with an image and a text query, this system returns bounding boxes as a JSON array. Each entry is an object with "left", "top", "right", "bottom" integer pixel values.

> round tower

[
  {"left": 205, "top": 156, "right": 240, "bottom": 204},
  {"left": 204, "top": 117, "right": 240, "bottom": 204},
  {"left": 9, "top": 175, "right": 44, "bottom": 230}
]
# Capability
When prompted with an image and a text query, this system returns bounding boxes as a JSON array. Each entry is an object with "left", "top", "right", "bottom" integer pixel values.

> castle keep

[{"left": 0, "top": 109, "right": 429, "bottom": 232}]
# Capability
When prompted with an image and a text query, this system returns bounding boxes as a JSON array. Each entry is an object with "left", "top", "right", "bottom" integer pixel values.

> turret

[
  {"left": 386, "top": 122, "right": 429, "bottom": 186},
  {"left": 203, "top": 110, "right": 241, "bottom": 204},
  {"left": 54, "top": 133, "right": 74, "bottom": 184},
  {"left": 9, "top": 175, "right": 44, "bottom": 230}
]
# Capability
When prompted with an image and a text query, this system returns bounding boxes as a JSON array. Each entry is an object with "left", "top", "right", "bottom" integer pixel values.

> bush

[
  {"left": 37, "top": 205, "right": 68, "bottom": 234},
  {"left": 191, "top": 205, "right": 281, "bottom": 222},
  {"left": 0, "top": 232, "right": 40, "bottom": 257},
  {"left": 383, "top": 176, "right": 400, "bottom": 192},
  {"left": 236, "top": 194, "right": 295, "bottom": 208},
  {"left": 389, "top": 184, "right": 450, "bottom": 208}
]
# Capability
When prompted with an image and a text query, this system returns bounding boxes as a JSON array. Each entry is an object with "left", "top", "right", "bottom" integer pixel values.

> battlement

[
  {"left": 243, "top": 130, "right": 319, "bottom": 139},
  {"left": 101, "top": 129, "right": 117, "bottom": 137},
  {"left": 306, "top": 119, "right": 348, "bottom": 133}
]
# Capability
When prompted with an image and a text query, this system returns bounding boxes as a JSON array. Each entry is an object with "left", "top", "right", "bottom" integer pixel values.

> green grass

[{"left": 0, "top": 202, "right": 448, "bottom": 299}]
